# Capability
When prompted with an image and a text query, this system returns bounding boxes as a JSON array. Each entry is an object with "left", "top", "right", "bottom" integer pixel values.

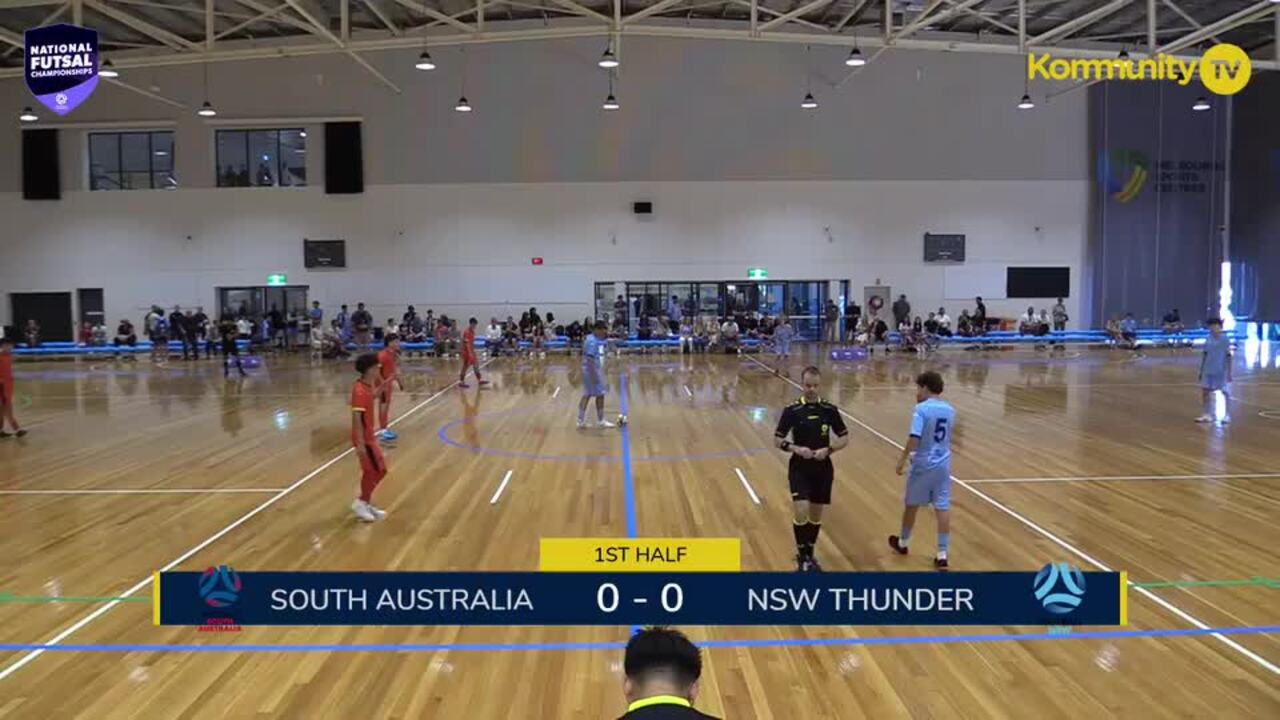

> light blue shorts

[
  {"left": 905, "top": 466, "right": 951, "bottom": 510},
  {"left": 775, "top": 338, "right": 791, "bottom": 356},
  {"left": 582, "top": 368, "right": 608, "bottom": 397},
  {"left": 1200, "top": 373, "right": 1226, "bottom": 391}
]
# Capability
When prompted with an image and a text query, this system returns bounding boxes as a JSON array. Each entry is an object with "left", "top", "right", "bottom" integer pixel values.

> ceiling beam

[
  {"left": 893, "top": 0, "right": 989, "bottom": 41},
  {"left": 2, "top": 1, "right": 66, "bottom": 58},
  {"left": 0, "top": 24, "right": 22, "bottom": 47},
  {"left": 282, "top": 0, "right": 403, "bottom": 92},
  {"left": 623, "top": 0, "right": 684, "bottom": 25},
  {"left": 544, "top": 0, "right": 612, "bottom": 24},
  {"left": 391, "top": 0, "right": 476, "bottom": 33},
  {"left": 1160, "top": 0, "right": 1222, "bottom": 46},
  {"left": 362, "top": 0, "right": 403, "bottom": 35},
  {"left": 1026, "top": 0, "right": 1131, "bottom": 47},
  {"left": 757, "top": 0, "right": 836, "bottom": 33},
  {"left": 215, "top": 1, "right": 290, "bottom": 39},
  {"left": 206, "top": 0, "right": 215, "bottom": 48},
  {"left": 1158, "top": 0, "right": 1276, "bottom": 55},
  {"left": 729, "top": 0, "right": 828, "bottom": 32},
  {"left": 82, "top": 0, "right": 204, "bottom": 52},
  {"left": 943, "top": 0, "right": 1017, "bottom": 35},
  {"left": 832, "top": 0, "right": 872, "bottom": 33}
]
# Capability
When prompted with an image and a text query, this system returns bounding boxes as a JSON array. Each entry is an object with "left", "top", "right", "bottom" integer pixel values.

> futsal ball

[{"left": 617, "top": 414, "right": 628, "bottom": 426}]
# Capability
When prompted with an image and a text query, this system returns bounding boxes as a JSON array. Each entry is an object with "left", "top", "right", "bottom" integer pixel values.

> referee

[
  {"left": 774, "top": 366, "right": 849, "bottom": 572},
  {"left": 618, "top": 627, "right": 719, "bottom": 719}
]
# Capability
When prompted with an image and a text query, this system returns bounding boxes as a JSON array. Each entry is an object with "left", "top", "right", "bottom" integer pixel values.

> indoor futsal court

[{"left": 2, "top": 0, "right": 1280, "bottom": 718}]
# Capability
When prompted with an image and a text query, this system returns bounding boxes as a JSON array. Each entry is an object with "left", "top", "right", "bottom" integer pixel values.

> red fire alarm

[{"left": 531, "top": 257, "right": 544, "bottom": 265}]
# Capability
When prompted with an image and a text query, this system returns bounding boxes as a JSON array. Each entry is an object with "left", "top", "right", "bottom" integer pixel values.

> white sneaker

[
  {"left": 367, "top": 504, "right": 387, "bottom": 520},
  {"left": 351, "top": 499, "right": 377, "bottom": 522},
  {"left": 1194, "top": 415, "right": 1213, "bottom": 423},
  {"left": 598, "top": 419, "right": 616, "bottom": 428},
  {"left": 576, "top": 418, "right": 587, "bottom": 429}
]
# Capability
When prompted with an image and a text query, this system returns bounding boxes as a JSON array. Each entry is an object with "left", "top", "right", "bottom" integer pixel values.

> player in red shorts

[
  {"left": 350, "top": 353, "right": 387, "bottom": 522},
  {"left": 376, "top": 334, "right": 403, "bottom": 441},
  {"left": 0, "top": 337, "right": 25, "bottom": 438},
  {"left": 459, "top": 318, "right": 488, "bottom": 388}
]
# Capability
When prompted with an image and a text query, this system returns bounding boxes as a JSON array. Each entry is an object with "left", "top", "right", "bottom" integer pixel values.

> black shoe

[
  {"left": 14, "top": 430, "right": 26, "bottom": 438},
  {"left": 806, "top": 556, "right": 823, "bottom": 573},
  {"left": 795, "top": 554, "right": 808, "bottom": 573},
  {"left": 0, "top": 431, "right": 10, "bottom": 438},
  {"left": 888, "top": 535, "right": 909, "bottom": 555},
  {"left": 934, "top": 556, "right": 949, "bottom": 572}
]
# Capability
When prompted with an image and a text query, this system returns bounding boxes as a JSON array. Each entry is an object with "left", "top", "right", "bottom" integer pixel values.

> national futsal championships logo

[
  {"left": 1033, "top": 562, "right": 1087, "bottom": 615},
  {"left": 1099, "top": 149, "right": 1149, "bottom": 204},
  {"left": 198, "top": 565, "right": 242, "bottom": 608}
]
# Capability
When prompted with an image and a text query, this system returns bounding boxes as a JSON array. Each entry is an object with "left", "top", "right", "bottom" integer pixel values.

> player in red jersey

[
  {"left": 350, "top": 353, "right": 387, "bottom": 522},
  {"left": 0, "top": 337, "right": 25, "bottom": 438},
  {"left": 459, "top": 318, "right": 488, "bottom": 388},
  {"left": 376, "top": 334, "right": 403, "bottom": 441}
]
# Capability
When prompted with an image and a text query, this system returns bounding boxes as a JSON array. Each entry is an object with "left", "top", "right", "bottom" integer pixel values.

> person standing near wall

[
  {"left": 1051, "top": 298, "right": 1068, "bottom": 332},
  {"left": 845, "top": 299, "right": 861, "bottom": 341},
  {"left": 824, "top": 300, "right": 840, "bottom": 344},
  {"left": 351, "top": 303, "right": 373, "bottom": 351},
  {"left": 892, "top": 295, "right": 911, "bottom": 330},
  {"left": 189, "top": 306, "right": 208, "bottom": 360}
]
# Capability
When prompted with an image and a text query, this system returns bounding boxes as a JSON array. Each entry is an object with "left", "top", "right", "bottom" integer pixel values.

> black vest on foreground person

[{"left": 617, "top": 695, "right": 720, "bottom": 719}]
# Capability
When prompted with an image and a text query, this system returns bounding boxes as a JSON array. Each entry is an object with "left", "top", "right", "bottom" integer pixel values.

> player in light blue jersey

[
  {"left": 1195, "top": 317, "right": 1233, "bottom": 424},
  {"left": 578, "top": 320, "right": 616, "bottom": 429},
  {"left": 889, "top": 371, "right": 956, "bottom": 571}
]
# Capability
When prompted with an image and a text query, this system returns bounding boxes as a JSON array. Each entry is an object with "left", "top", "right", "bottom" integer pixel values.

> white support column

[
  {"left": 341, "top": 0, "right": 350, "bottom": 40},
  {"left": 71, "top": 0, "right": 81, "bottom": 23},
  {"left": 1147, "top": 0, "right": 1156, "bottom": 53},
  {"left": 1017, "top": 0, "right": 1025, "bottom": 52},
  {"left": 207, "top": 0, "right": 215, "bottom": 49},
  {"left": 883, "top": 0, "right": 891, "bottom": 40},
  {"left": 477, "top": 0, "right": 484, "bottom": 32},
  {"left": 1275, "top": 7, "right": 1279, "bottom": 63},
  {"left": 750, "top": 0, "right": 756, "bottom": 35}
]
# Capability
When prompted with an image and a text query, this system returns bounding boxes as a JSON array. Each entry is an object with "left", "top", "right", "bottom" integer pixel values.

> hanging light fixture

[
  {"left": 1117, "top": 48, "right": 1129, "bottom": 61},
  {"left": 19, "top": 106, "right": 38, "bottom": 122},
  {"left": 1017, "top": 93, "right": 1035, "bottom": 110},
  {"left": 598, "top": 44, "right": 619, "bottom": 69},
  {"left": 1192, "top": 96, "right": 1211, "bottom": 111},
  {"left": 415, "top": 50, "right": 436, "bottom": 71},
  {"left": 454, "top": 96, "right": 472, "bottom": 113},
  {"left": 99, "top": 58, "right": 119, "bottom": 78},
  {"left": 800, "top": 45, "right": 817, "bottom": 109},
  {"left": 845, "top": 47, "right": 866, "bottom": 67},
  {"left": 455, "top": 47, "right": 472, "bottom": 112},
  {"left": 602, "top": 72, "right": 620, "bottom": 111},
  {"left": 197, "top": 63, "right": 216, "bottom": 117}
]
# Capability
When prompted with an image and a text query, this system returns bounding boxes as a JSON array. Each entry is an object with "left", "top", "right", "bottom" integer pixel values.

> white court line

[
  {"left": 552, "top": 386, "right": 561, "bottom": 399},
  {"left": 965, "top": 472, "right": 1280, "bottom": 484},
  {"left": 734, "top": 468, "right": 761, "bottom": 505},
  {"left": 745, "top": 354, "right": 1280, "bottom": 675},
  {"left": 490, "top": 470, "right": 514, "bottom": 505},
  {"left": 0, "top": 488, "right": 284, "bottom": 495},
  {"left": 0, "top": 361, "right": 486, "bottom": 682},
  {"left": 684, "top": 385, "right": 693, "bottom": 397}
]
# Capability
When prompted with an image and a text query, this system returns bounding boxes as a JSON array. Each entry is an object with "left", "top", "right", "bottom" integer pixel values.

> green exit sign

[
  {"left": 267, "top": 274, "right": 287, "bottom": 286},
  {"left": 747, "top": 268, "right": 768, "bottom": 280}
]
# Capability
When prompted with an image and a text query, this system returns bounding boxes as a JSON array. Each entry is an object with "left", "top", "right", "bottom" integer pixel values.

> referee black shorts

[{"left": 789, "top": 460, "right": 834, "bottom": 505}]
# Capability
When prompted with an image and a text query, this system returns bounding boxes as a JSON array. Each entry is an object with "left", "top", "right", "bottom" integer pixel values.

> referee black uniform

[
  {"left": 618, "top": 696, "right": 719, "bottom": 719},
  {"left": 775, "top": 395, "right": 848, "bottom": 570},
  {"left": 775, "top": 396, "right": 847, "bottom": 504}
]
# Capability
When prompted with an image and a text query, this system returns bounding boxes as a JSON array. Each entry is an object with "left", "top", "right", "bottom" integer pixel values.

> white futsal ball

[{"left": 617, "top": 414, "right": 628, "bottom": 427}]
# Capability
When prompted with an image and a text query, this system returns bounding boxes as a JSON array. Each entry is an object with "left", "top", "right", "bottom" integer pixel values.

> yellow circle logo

[{"left": 1199, "top": 44, "right": 1251, "bottom": 95}]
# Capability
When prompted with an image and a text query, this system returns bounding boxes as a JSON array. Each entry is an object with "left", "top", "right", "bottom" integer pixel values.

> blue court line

[
  {"left": 620, "top": 373, "right": 637, "bottom": 539},
  {"left": 0, "top": 625, "right": 1273, "bottom": 654}
]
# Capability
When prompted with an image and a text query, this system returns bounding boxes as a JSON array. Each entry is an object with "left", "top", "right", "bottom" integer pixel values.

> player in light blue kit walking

[
  {"left": 578, "top": 320, "right": 616, "bottom": 429},
  {"left": 771, "top": 314, "right": 794, "bottom": 375},
  {"left": 1195, "top": 317, "right": 1233, "bottom": 424},
  {"left": 889, "top": 371, "right": 956, "bottom": 571}
]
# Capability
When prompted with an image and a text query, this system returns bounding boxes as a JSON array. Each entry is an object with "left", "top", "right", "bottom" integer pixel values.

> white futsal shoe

[
  {"left": 367, "top": 504, "right": 387, "bottom": 520},
  {"left": 1194, "top": 414, "right": 1213, "bottom": 423},
  {"left": 351, "top": 499, "right": 377, "bottom": 522},
  {"left": 597, "top": 419, "right": 616, "bottom": 429}
]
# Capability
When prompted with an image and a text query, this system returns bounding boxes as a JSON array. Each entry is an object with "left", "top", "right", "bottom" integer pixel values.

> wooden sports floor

[{"left": 1, "top": 344, "right": 1278, "bottom": 718}]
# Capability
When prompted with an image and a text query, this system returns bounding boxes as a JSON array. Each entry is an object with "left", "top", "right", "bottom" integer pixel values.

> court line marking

[
  {"left": 964, "top": 472, "right": 1280, "bottom": 485},
  {"left": 745, "top": 354, "right": 1280, "bottom": 676},
  {"left": 0, "top": 488, "right": 285, "bottom": 495},
  {"left": 0, "top": 624, "right": 1273, "bottom": 653},
  {"left": 0, "top": 366, "right": 483, "bottom": 683},
  {"left": 620, "top": 373, "right": 637, "bottom": 538},
  {"left": 734, "top": 468, "right": 761, "bottom": 505},
  {"left": 552, "top": 386, "right": 561, "bottom": 399},
  {"left": 489, "top": 470, "right": 514, "bottom": 505}
]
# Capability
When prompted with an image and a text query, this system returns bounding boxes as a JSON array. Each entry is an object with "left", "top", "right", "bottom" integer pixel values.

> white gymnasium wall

[{"left": 0, "top": 37, "right": 1089, "bottom": 326}]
